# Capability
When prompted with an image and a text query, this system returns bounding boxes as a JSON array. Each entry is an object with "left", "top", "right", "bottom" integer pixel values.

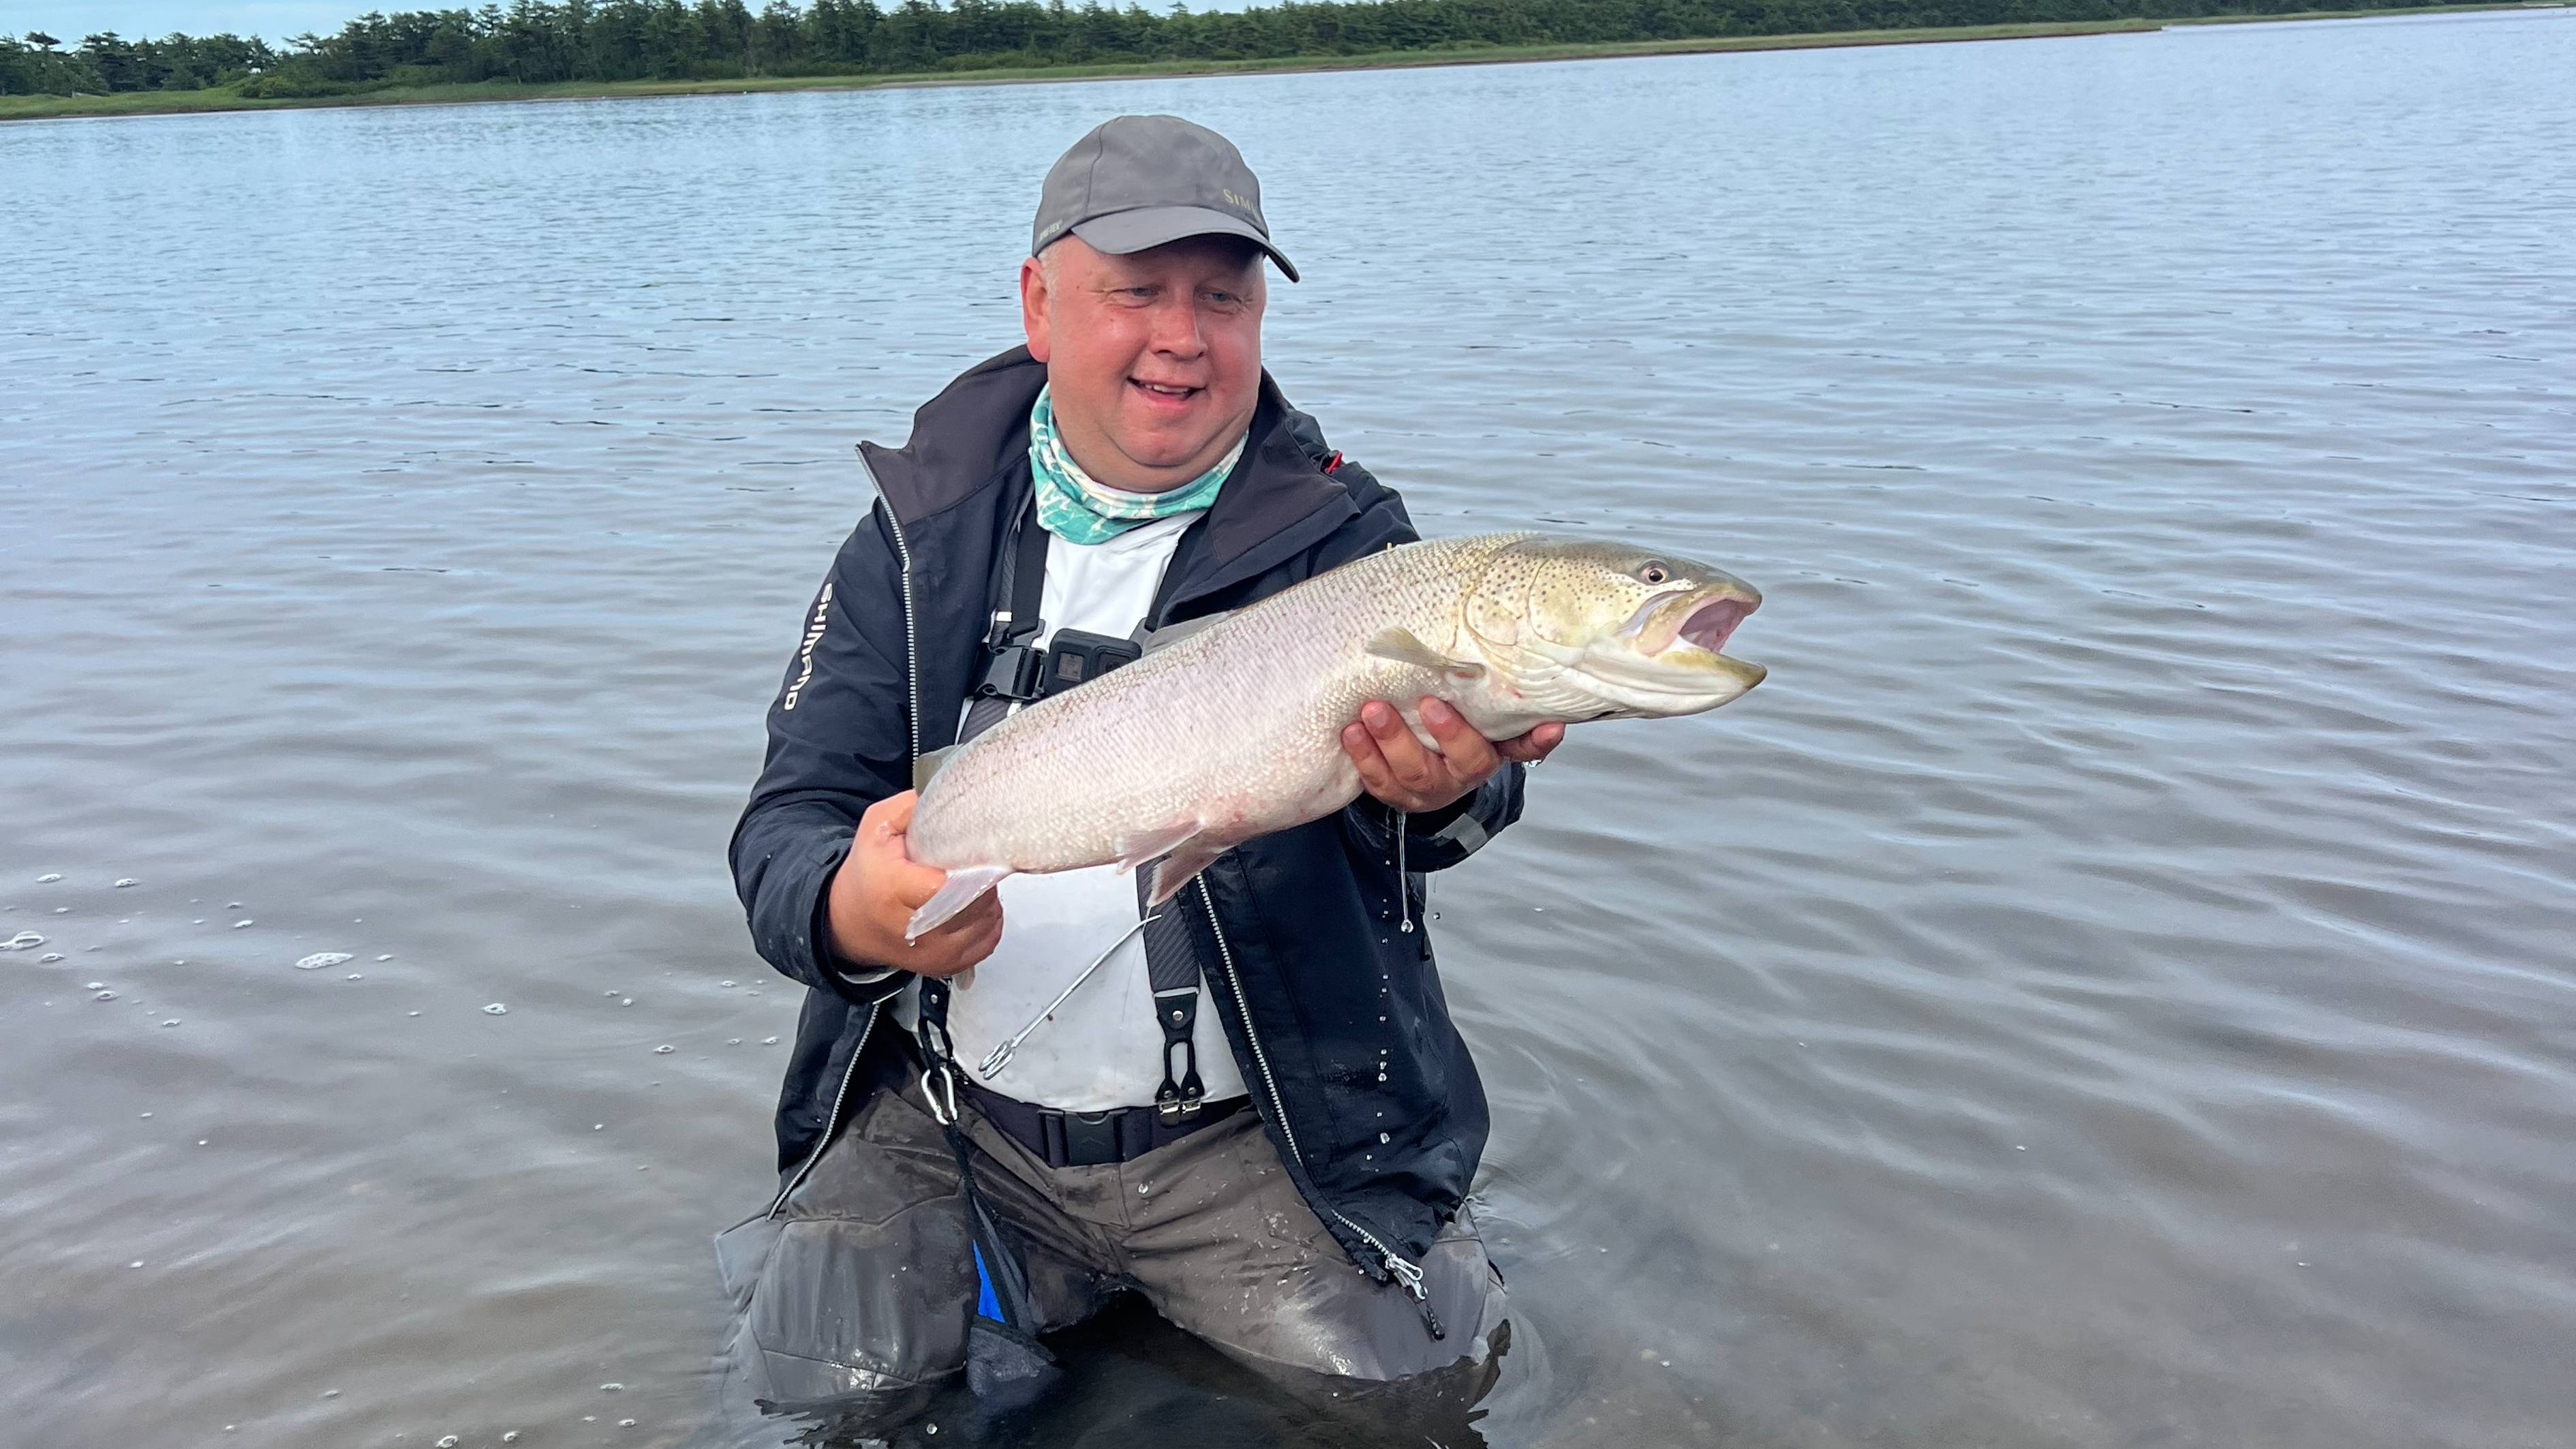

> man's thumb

[{"left": 872, "top": 789, "right": 919, "bottom": 838}]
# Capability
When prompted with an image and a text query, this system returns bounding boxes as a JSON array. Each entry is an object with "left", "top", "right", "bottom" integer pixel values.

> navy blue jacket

[{"left": 730, "top": 348, "right": 1522, "bottom": 1280}]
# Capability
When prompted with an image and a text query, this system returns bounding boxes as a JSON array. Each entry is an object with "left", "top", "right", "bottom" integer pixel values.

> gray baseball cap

[{"left": 1032, "top": 115, "right": 1299, "bottom": 283}]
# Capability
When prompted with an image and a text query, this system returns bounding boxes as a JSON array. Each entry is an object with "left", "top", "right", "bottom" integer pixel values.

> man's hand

[
  {"left": 1341, "top": 697, "right": 1564, "bottom": 814},
  {"left": 823, "top": 791, "right": 1002, "bottom": 979}
]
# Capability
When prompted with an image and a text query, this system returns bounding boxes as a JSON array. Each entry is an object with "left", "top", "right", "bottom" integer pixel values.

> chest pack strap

[{"left": 958, "top": 490, "right": 1055, "bottom": 742}]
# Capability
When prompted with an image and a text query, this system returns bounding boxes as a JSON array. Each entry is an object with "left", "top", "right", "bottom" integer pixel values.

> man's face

[{"left": 1021, "top": 234, "right": 1266, "bottom": 492}]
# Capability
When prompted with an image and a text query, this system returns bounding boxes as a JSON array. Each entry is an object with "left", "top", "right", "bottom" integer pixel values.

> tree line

[{"left": 3, "top": 0, "right": 2436, "bottom": 98}]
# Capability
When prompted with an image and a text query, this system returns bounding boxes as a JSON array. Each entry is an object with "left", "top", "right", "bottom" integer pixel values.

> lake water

[{"left": 5, "top": 10, "right": 2574, "bottom": 1447}]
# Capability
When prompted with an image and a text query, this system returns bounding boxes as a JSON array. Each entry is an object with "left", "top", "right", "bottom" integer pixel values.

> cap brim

[{"left": 1072, "top": 206, "right": 1300, "bottom": 284}]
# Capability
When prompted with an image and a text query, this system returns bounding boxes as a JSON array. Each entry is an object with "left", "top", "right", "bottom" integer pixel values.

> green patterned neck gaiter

[{"left": 1028, "top": 384, "right": 1245, "bottom": 545}]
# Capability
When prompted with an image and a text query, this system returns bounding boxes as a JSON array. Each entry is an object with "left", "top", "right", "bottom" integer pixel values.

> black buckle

[
  {"left": 976, "top": 641, "right": 1045, "bottom": 701},
  {"left": 1043, "top": 1109, "right": 1123, "bottom": 1168}
]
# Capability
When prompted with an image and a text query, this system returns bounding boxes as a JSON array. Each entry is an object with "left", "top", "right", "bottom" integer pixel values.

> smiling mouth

[
  {"left": 1131, "top": 379, "right": 1201, "bottom": 401},
  {"left": 1677, "top": 596, "right": 1754, "bottom": 654}
]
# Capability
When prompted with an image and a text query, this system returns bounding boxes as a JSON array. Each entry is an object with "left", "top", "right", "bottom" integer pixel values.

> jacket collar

[{"left": 859, "top": 347, "right": 1358, "bottom": 610}]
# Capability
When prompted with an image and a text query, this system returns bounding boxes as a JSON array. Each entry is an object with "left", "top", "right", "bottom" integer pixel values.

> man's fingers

[
  {"left": 1342, "top": 722, "right": 1401, "bottom": 799},
  {"left": 1362, "top": 700, "right": 1444, "bottom": 791},
  {"left": 918, "top": 904, "right": 1004, "bottom": 977},
  {"left": 1495, "top": 721, "right": 1566, "bottom": 764},
  {"left": 881, "top": 855, "right": 953, "bottom": 912},
  {"left": 1418, "top": 698, "right": 1497, "bottom": 778}
]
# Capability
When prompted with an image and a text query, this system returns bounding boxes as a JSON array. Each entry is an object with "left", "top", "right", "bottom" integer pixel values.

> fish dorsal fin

[
  {"left": 913, "top": 743, "right": 962, "bottom": 793},
  {"left": 1365, "top": 627, "right": 1485, "bottom": 680}
]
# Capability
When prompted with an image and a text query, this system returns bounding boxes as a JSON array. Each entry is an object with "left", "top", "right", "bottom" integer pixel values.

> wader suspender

[{"left": 1138, "top": 891, "right": 1206, "bottom": 1124}]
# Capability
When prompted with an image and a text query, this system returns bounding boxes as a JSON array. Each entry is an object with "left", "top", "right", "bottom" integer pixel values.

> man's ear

[{"left": 1019, "top": 256, "right": 1051, "bottom": 363}]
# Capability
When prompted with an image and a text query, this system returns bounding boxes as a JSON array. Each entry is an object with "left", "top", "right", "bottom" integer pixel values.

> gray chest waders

[{"left": 915, "top": 489, "right": 1213, "bottom": 1404}]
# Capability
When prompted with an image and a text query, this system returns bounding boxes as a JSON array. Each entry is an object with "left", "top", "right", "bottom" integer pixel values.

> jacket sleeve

[
  {"left": 728, "top": 501, "right": 917, "bottom": 1005},
  {"left": 1311, "top": 444, "right": 1527, "bottom": 874}
]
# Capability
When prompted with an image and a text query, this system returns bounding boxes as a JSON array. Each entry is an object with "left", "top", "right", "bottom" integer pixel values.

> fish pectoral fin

[
  {"left": 1146, "top": 840, "right": 1231, "bottom": 908},
  {"left": 1365, "top": 628, "right": 1485, "bottom": 680},
  {"left": 913, "top": 744, "right": 964, "bottom": 794},
  {"left": 1114, "top": 819, "right": 1206, "bottom": 876},
  {"left": 906, "top": 866, "right": 1010, "bottom": 941}
]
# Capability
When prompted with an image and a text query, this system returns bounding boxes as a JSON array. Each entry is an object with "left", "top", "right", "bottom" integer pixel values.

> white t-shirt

[{"left": 936, "top": 510, "right": 1251, "bottom": 1112}]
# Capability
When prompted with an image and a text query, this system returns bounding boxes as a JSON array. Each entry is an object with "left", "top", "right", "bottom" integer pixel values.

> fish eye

[{"left": 1638, "top": 562, "right": 1670, "bottom": 585}]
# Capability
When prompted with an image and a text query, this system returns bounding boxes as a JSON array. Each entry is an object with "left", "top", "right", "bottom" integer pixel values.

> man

[{"left": 718, "top": 115, "right": 1561, "bottom": 1428}]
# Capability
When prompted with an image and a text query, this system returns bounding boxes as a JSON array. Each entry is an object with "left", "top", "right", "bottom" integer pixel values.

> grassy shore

[{"left": 0, "top": 4, "right": 2542, "bottom": 123}]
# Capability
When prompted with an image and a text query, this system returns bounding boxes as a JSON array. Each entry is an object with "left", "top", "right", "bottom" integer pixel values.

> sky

[{"left": 5, "top": 0, "right": 1256, "bottom": 46}]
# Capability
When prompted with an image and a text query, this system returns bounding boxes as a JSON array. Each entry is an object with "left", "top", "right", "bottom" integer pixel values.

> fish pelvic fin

[
  {"left": 913, "top": 744, "right": 964, "bottom": 794},
  {"left": 1114, "top": 820, "right": 1205, "bottom": 876},
  {"left": 906, "top": 865, "right": 1010, "bottom": 941},
  {"left": 1146, "top": 840, "right": 1230, "bottom": 908},
  {"left": 1366, "top": 628, "right": 1485, "bottom": 680}
]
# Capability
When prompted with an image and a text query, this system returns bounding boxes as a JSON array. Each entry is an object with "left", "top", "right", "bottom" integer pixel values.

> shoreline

[{"left": 0, "top": 4, "right": 2550, "bottom": 124}]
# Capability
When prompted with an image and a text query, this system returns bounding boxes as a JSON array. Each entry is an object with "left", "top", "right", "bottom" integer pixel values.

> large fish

[{"left": 902, "top": 532, "right": 1766, "bottom": 938}]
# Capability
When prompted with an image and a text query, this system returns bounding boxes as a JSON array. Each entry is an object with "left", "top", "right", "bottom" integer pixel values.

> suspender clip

[
  {"left": 975, "top": 635, "right": 1047, "bottom": 701},
  {"left": 1153, "top": 986, "right": 1204, "bottom": 1125}
]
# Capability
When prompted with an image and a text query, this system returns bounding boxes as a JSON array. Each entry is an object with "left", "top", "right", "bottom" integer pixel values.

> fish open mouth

[{"left": 1677, "top": 596, "right": 1754, "bottom": 654}]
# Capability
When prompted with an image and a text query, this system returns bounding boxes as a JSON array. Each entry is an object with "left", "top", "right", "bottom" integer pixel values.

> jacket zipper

[
  {"left": 768, "top": 1001, "right": 878, "bottom": 1217},
  {"left": 1195, "top": 876, "right": 1445, "bottom": 1341},
  {"left": 773, "top": 469, "right": 921, "bottom": 1221}
]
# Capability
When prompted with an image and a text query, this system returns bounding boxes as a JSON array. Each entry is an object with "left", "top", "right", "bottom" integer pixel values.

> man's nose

[{"left": 1148, "top": 295, "right": 1205, "bottom": 356}]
